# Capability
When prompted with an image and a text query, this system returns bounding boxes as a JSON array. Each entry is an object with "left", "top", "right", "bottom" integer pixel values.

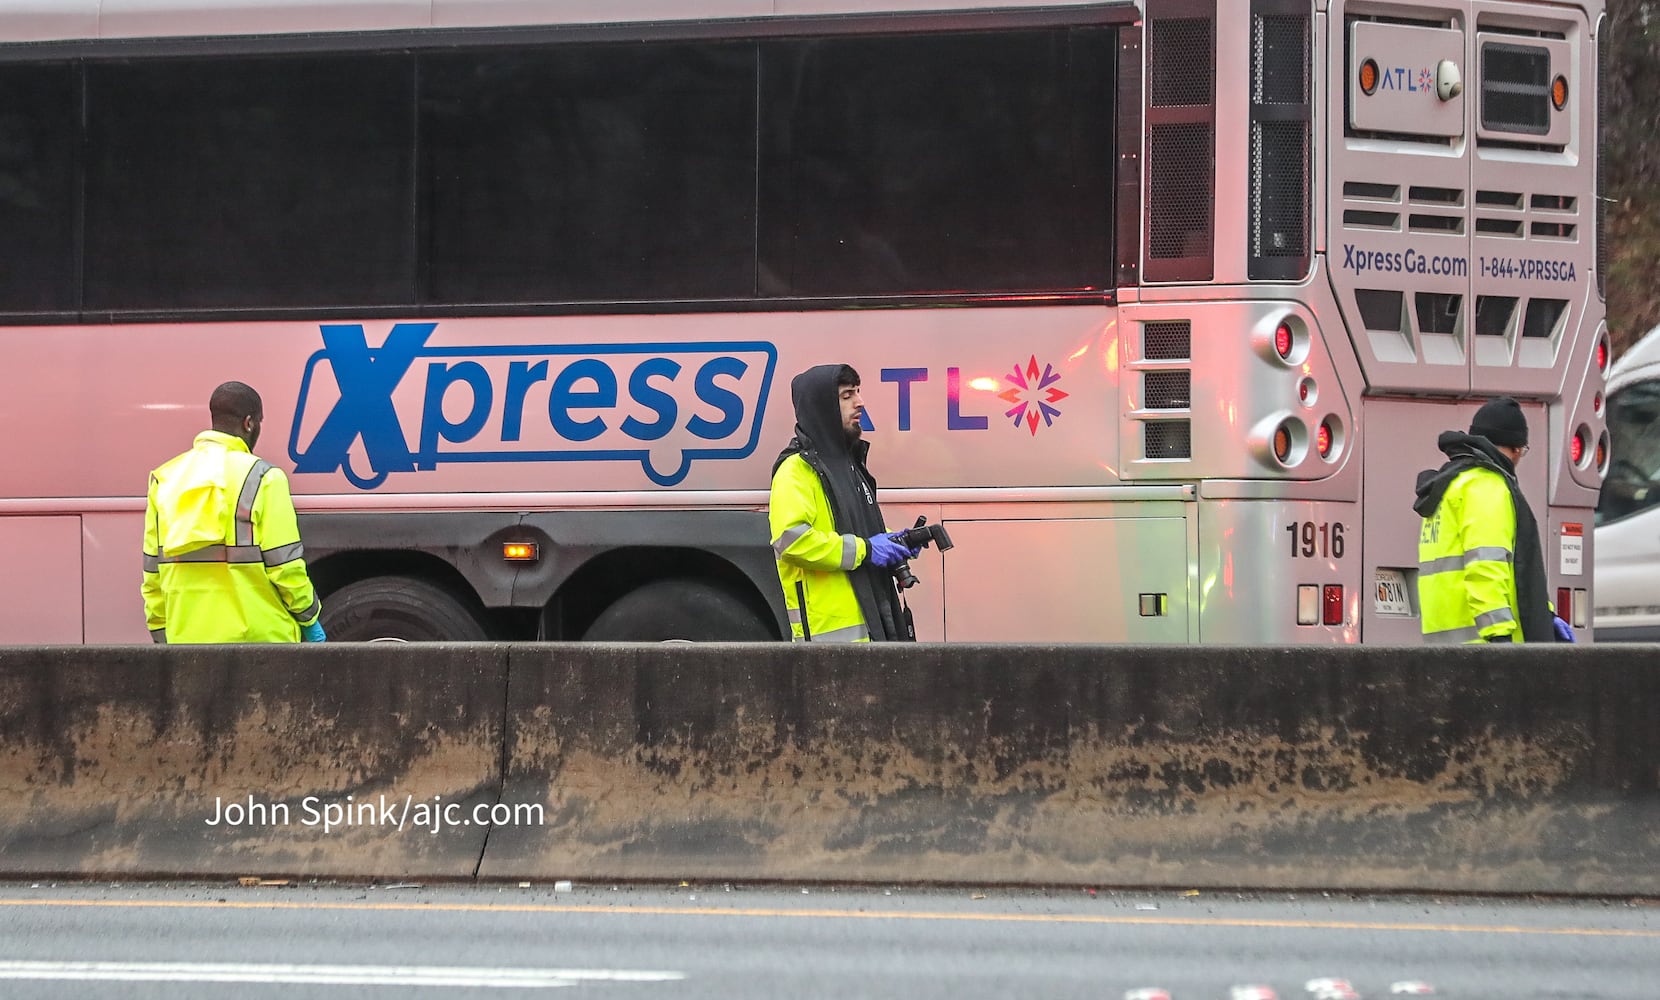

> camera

[{"left": 891, "top": 516, "right": 953, "bottom": 591}]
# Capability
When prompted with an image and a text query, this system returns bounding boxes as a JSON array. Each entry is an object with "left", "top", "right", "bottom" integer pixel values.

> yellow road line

[{"left": 0, "top": 896, "right": 1654, "bottom": 939}]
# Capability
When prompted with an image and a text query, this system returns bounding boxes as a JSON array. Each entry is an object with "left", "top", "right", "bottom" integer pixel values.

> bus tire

[
  {"left": 582, "top": 579, "right": 776, "bottom": 642},
  {"left": 322, "top": 576, "right": 490, "bottom": 642}
]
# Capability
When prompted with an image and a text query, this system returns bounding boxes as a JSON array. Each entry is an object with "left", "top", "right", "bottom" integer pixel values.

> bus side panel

[
  {"left": 0, "top": 516, "right": 84, "bottom": 642},
  {"left": 941, "top": 507, "right": 1192, "bottom": 643},
  {"left": 1196, "top": 499, "right": 1360, "bottom": 643},
  {"left": 82, "top": 512, "right": 149, "bottom": 644}
]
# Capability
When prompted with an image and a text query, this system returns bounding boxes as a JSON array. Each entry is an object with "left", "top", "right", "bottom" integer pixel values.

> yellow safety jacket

[
  {"left": 1418, "top": 466, "right": 1522, "bottom": 643},
  {"left": 141, "top": 431, "right": 321, "bottom": 643},
  {"left": 769, "top": 453, "right": 872, "bottom": 642}
]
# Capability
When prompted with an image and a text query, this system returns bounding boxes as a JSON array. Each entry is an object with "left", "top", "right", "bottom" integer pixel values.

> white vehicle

[
  {"left": 1594, "top": 325, "right": 1660, "bottom": 641},
  {"left": 0, "top": 0, "right": 1607, "bottom": 643}
]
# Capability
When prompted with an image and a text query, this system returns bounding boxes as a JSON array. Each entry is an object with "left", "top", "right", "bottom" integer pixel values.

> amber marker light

[
  {"left": 1359, "top": 58, "right": 1380, "bottom": 95},
  {"left": 1273, "top": 424, "right": 1293, "bottom": 463},
  {"left": 502, "top": 542, "right": 539, "bottom": 563},
  {"left": 1551, "top": 75, "right": 1569, "bottom": 111}
]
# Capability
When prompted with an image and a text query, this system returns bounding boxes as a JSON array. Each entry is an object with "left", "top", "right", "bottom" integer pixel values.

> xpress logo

[{"left": 288, "top": 323, "right": 776, "bottom": 489}]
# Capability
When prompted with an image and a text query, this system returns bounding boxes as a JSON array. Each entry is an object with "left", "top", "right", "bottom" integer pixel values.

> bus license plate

[{"left": 1373, "top": 568, "right": 1413, "bottom": 617}]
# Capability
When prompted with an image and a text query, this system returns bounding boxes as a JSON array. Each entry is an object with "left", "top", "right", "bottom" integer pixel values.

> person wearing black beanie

[{"left": 1411, "top": 396, "right": 1572, "bottom": 643}]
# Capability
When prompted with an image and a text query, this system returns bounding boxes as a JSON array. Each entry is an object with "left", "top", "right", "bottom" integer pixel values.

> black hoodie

[
  {"left": 772, "top": 365, "right": 911, "bottom": 641},
  {"left": 1412, "top": 430, "right": 1554, "bottom": 643}
]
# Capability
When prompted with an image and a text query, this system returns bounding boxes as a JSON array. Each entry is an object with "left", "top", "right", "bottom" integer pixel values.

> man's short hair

[
  {"left": 836, "top": 364, "right": 861, "bottom": 389},
  {"left": 209, "top": 381, "right": 263, "bottom": 423}
]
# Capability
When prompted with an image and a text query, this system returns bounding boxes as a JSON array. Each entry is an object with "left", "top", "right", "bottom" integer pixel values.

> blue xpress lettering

[{"left": 288, "top": 323, "right": 777, "bottom": 488}]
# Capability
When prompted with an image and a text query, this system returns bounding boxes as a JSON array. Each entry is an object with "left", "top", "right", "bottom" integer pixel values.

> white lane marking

[{"left": 0, "top": 961, "right": 684, "bottom": 988}]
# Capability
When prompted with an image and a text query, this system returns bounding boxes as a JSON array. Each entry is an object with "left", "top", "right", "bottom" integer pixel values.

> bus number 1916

[{"left": 1286, "top": 521, "right": 1345, "bottom": 559}]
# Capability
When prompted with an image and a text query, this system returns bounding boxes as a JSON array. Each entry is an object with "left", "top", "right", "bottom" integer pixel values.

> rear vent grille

[
  {"left": 1475, "top": 295, "right": 1518, "bottom": 336},
  {"left": 1481, "top": 41, "right": 1552, "bottom": 135},
  {"left": 1342, "top": 180, "right": 1402, "bottom": 230},
  {"left": 1145, "top": 1, "right": 1216, "bottom": 283},
  {"left": 1345, "top": 210, "right": 1400, "bottom": 229},
  {"left": 1410, "top": 186, "right": 1463, "bottom": 205},
  {"left": 1247, "top": 0, "right": 1311, "bottom": 280},
  {"left": 1143, "top": 320, "right": 1192, "bottom": 360},
  {"left": 1405, "top": 186, "right": 1465, "bottom": 235},
  {"left": 1531, "top": 220, "right": 1576, "bottom": 239},
  {"left": 1522, "top": 298, "right": 1568, "bottom": 338},
  {"left": 1475, "top": 188, "right": 1578, "bottom": 243},
  {"left": 1143, "top": 371, "right": 1191, "bottom": 409},
  {"left": 1144, "top": 421, "right": 1193, "bottom": 460},
  {"left": 1409, "top": 214, "right": 1464, "bottom": 234},
  {"left": 1150, "top": 18, "right": 1213, "bottom": 106},
  {"left": 1148, "top": 123, "right": 1216, "bottom": 262},
  {"left": 1345, "top": 181, "right": 1399, "bottom": 201},
  {"left": 1355, "top": 289, "right": 1406, "bottom": 333},
  {"left": 1415, "top": 292, "right": 1463, "bottom": 334}
]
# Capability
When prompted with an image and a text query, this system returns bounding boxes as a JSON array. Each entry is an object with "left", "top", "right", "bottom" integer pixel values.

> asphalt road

[{"left": 0, "top": 881, "right": 1654, "bottom": 999}]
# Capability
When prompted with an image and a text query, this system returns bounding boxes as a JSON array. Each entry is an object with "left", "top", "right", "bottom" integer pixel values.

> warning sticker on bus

[{"left": 1373, "top": 568, "right": 1413, "bottom": 617}]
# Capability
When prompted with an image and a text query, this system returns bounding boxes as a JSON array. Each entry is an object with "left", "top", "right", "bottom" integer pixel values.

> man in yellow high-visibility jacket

[
  {"left": 142, "top": 381, "right": 324, "bottom": 644},
  {"left": 769, "top": 364, "right": 918, "bottom": 642},
  {"left": 1412, "top": 396, "right": 1569, "bottom": 644}
]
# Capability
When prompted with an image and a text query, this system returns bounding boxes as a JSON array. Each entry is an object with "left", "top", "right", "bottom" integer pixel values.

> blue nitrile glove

[
  {"left": 865, "top": 533, "right": 909, "bottom": 569},
  {"left": 1553, "top": 616, "right": 1576, "bottom": 643},
  {"left": 301, "top": 619, "right": 327, "bottom": 643}
]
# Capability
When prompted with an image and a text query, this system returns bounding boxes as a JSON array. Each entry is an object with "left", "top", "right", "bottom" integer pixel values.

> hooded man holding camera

[
  {"left": 1413, "top": 396, "right": 1572, "bottom": 644},
  {"left": 769, "top": 364, "right": 918, "bottom": 642}
]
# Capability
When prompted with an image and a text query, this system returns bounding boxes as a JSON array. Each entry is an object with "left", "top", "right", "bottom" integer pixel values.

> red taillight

[
  {"left": 1274, "top": 322, "right": 1293, "bottom": 360},
  {"left": 1597, "top": 339, "right": 1609, "bottom": 372},
  {"left": 1317, "top": 421, "right": 1333, "bottom": 458},
  {"left": 1593, "top": 391, "right": 1604, "bottom": 414},
  {"left": 1570, "top": 430, "right": 1585, "bottom": 465},
  {"left": 1322, "top": 585, "right": 1344, "bottom": 626},
  {"left": 1598, "top": 433, "right": 1609, "bottom": 471}
]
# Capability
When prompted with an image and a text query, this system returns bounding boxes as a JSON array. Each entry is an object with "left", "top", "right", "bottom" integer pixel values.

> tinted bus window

[
  {"left": 758, "top": 28, "right": 1114, "bottom": 298},
  {"left": 84, "top": 53, "right": 415, "bottom": 312},
  {"left": 422, "top": 43, "right": 758, "bottom": 304},
  {"left": 0, "top": 63, "right": 76, "bottom": 313}
]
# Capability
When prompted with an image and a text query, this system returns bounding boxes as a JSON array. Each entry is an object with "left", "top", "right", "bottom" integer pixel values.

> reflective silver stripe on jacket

[
  {"left": 840, "top": 535, "right": 859, "bottom": 570},
  {"left": 142, "top": 553, "right": 159, "bottom": 573},
  {"left": 810, "top": 623, "right": 869, "bottom": 643},
  {"left": 773, "top": 523, "right": 810, "bottom": 558},
  {"left": 263, "top": 541, "right": 305, "bottom": 567},
  {"left": 1475, "top": 607, "right": 1516, "bottom": 628},
  {"left": 157, "top": 544, "right": 264, "bottom": 564},
  {"left": 1419, "top": 546, "right": 1514, "bottom": 577},
  {"left": 235, "top": 460, "right": 272, "bottom": 546},
  {"left": 291, "top": 596, "right": 321, "bottom": 623},
  {"left": 786, "top": 608, "right": 803, "bottom": 624},
  {"left": 1424, "top": 624, "right": 1486, "bottom": 644}
]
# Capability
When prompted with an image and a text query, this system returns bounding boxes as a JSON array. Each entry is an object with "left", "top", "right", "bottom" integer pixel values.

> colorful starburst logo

[
  {"left": 1416, "top": 67, "right": 1434, "bottom": 94},
  {"left": 998, "top": 356, "right": 1068, "bottom": 436}
]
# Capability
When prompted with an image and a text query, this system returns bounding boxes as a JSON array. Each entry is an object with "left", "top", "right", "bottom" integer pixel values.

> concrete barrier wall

[
  {"left": 2, "top": 643, "right": 1657, "bottom": 893},
  {"left": 485, "top": 644, "right": 1660, "bottom": 894},
  {"left": 0, "top": 645, "right": 505, "bottom": 878}
]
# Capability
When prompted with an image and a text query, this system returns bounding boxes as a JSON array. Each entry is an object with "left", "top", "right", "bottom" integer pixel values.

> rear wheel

[
  {"left": 322, "top": 576, "right": 490, "bottom": 642},
  {"left": 582, "top": 579, "right": 776, "bottom": 641}
]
